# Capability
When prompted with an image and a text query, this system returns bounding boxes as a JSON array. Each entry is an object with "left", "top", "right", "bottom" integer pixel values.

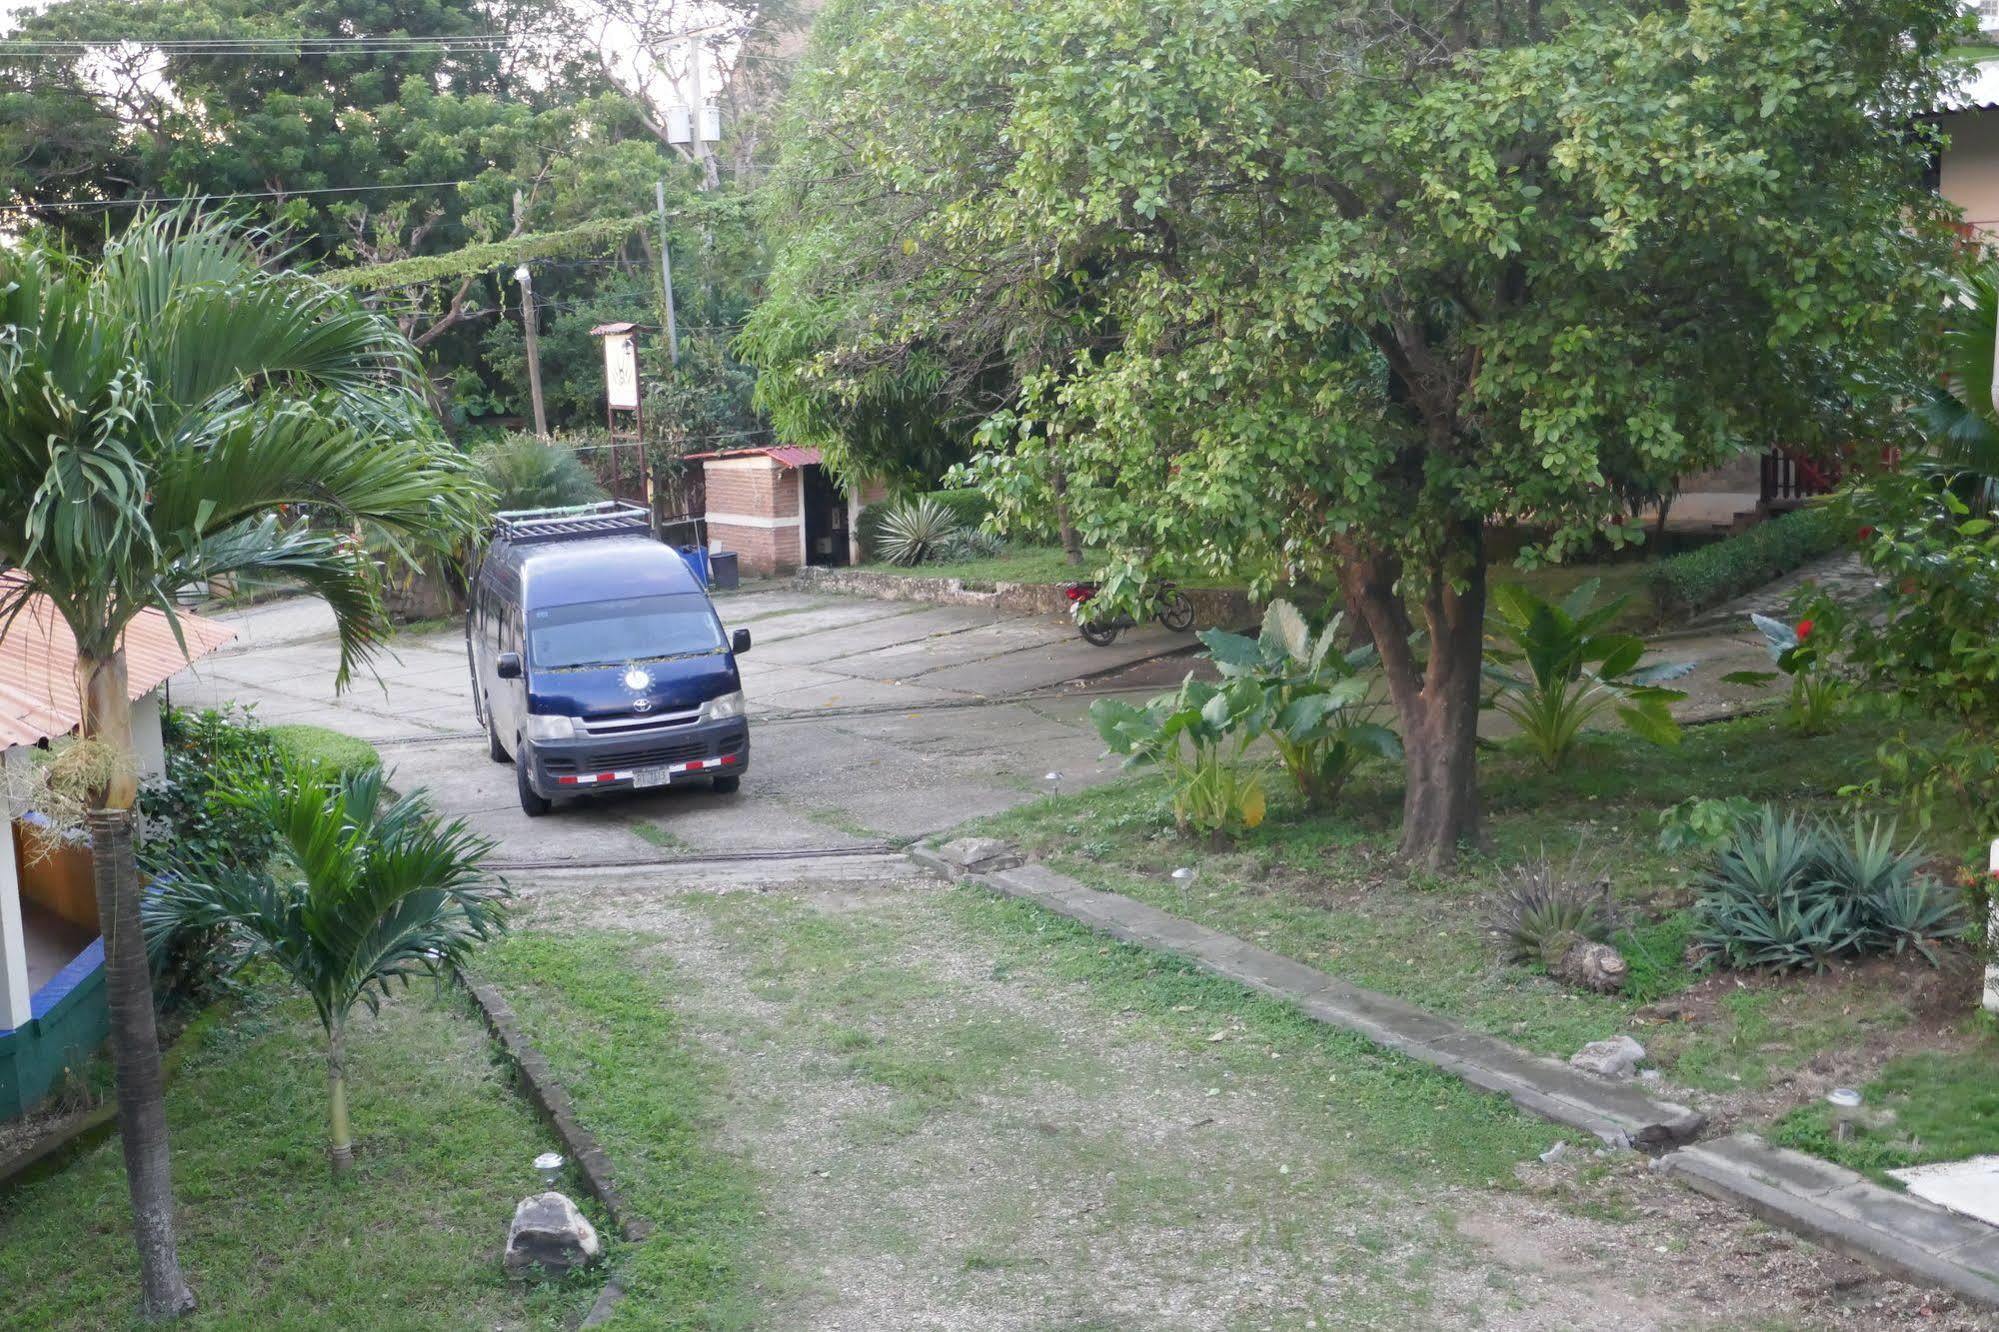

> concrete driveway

[{"left": 169, "top": 588, "right": 1196, "bottom": 866}]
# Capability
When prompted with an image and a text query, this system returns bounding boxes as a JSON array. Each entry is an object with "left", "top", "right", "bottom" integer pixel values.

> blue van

[{"left": 467, "top": 502, "right": 750, "bottom": 817}]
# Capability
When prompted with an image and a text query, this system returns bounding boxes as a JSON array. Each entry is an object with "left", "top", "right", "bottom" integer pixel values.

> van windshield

[{"left": 527, "top": 594, "right": 726, "bottom": 670}]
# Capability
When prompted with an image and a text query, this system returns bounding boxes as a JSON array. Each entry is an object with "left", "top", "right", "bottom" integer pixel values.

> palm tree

[
  {"left": 145, "top": 761, "right": 508, "bottom": 1172},
  {"left": 0, "top": 215, "right": 485, "bottom": 1317}
]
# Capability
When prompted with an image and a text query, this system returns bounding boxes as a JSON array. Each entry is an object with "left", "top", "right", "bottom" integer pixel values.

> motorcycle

[{"left": 1063, "top": 580, "right": 1197, "bottom": 646}]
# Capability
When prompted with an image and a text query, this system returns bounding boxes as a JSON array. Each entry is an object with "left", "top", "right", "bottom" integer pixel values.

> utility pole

[
  {"left": 685, "top": 36, "right": 718, "bottom": 191},
  {"left": 514, "top": 263, "right": 548, "bottom": 439},
  {"left": 654, "top": 180, "right": 679, "bottom": 368}
]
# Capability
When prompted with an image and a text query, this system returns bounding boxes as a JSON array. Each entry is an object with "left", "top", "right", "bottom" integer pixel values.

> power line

[
  {"left": 0, "top": 36, "right": 520, "bottom": 54},
  {"left": 17, "top": 178, "right": 487, "bottom": 212}
]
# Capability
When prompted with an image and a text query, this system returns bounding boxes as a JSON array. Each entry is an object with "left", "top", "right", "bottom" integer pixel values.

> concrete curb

[
  {"left": 912, "top": 849, "right": 1703, "bottom": 1151},
  {"left": 915, "top": 848, "right": 1999, "bottom": 1309},
  {"left": 794, "top": 565, "right": 1258, "bottom": 627},
  {"left": 457, "top": 971, "right": 653, "bottom": 1243},
  {"left": 1661, "top": 1134, "right": 1999, "bottom": 1309}
]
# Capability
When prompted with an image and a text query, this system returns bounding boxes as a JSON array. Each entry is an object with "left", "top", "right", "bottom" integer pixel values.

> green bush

[
  {"left": 140, "top": 705, "right": 280, "bottom": 874},
  {"left": 1647, "top": 504, "right": 1847, "bottom": 619},
  {"left": 859, "top": 488, "right": 993, "bottom": 561},
  {"left": 1692, "top": 807, "right": 1968, "bottom": 971},
  {"left": 267, "top": 724, "right": 382, "bottom": 779},
  {"left": 473, "top": 432, "right": 607, "bottom": 511}
]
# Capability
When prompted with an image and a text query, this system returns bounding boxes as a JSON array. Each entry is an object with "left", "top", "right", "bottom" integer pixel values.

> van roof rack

[{"left": 489, "top": 501, "right": 653, "bottom": 546}]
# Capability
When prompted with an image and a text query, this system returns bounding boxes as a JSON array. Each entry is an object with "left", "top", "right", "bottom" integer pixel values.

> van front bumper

[{"left": 521, "top": 717, "right": 749, "bottom": 797}]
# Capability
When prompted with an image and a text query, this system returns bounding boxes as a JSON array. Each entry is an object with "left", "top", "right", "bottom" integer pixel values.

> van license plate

[{"left": 633, "top": 766, "right": 674, "bottom": 789}]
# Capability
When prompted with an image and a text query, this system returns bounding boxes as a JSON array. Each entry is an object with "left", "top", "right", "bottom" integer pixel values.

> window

[
  {"left": 527, "top": 594, "right": 725, "bottom": 669},
  {"left": 1981, "top": 0, "right": 1999, "bottom": 32}
]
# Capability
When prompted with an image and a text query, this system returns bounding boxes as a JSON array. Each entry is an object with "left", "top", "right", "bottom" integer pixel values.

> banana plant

[
  {"left": 1484, "top": 580, "right": 1694, "bottom": 771},
  {"left": 1091, "top": 674, "right": 1271, "bottom": 841},
  {"left": 1198, "top": 601, "right": 1401, "bottom": 807}
]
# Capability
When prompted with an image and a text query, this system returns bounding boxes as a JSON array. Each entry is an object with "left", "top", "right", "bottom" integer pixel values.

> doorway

[{"left": 801, "top": 464, "right": 850, "bottom": 567}]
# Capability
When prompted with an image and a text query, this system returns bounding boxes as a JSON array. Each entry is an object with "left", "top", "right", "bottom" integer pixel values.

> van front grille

[{"left": 541, "top": 732, "right": 744, "bottom": 775}]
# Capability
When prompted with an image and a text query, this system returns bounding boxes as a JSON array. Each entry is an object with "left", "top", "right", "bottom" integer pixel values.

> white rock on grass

[
  {"left": 935, "top": 837, "right": 1024, "bottom": 872},
  {"left": 503, "top": 1191, "right": 601, "bottom": 1278},
  {"left": 1569, "top": 1034, "right": 1647, "bottom": 1080}
]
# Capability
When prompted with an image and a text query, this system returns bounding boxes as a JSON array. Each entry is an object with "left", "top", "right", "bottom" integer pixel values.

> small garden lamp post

[
  {"left": 1827, "top": 1087, "right": 1864, "bottom": 1143},
  {"left": 534, "top": 1152, "right": 565, "bottom": 1187}
]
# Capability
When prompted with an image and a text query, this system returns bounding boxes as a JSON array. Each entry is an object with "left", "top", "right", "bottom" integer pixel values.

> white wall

[
  {"left": 1941, "top": 108, "right": 1999, "bottom": 238},
  {"left": 131, "top": 691, "right": 168, "bottom": 783},
  {"left": 0, "top": 747, "right": 30, "bottom": 1030}
]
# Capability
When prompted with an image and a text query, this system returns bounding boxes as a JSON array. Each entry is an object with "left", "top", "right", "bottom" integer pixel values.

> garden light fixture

[{"left": 534, "top": 1151, "right": 565, "bottom": 1187}]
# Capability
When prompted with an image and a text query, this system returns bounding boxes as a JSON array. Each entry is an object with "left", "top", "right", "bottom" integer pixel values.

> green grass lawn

[
  {"left": 475, "top": 931, "right": 760, "bottom": 1330},
  {"left": 0, "top": 980, "right": 595, "bottom": 1331},
  {"left": 857, "top": 544, "right": 1237, "bottom": 589},
  {"left": 1770, "top": 1038, "right": 1999, "bottom": 1183},
  {"left": 964, "top": 712, "right": 1979, "bottom": 1099},
  {"left": 864, "top": 545, "right": 1669, "bottom": 630},
  {"left": 265, "top": 723, "right": 382, "bottom": 777}
]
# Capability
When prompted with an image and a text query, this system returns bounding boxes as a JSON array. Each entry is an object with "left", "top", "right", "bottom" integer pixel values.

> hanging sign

[{"left": 603, "top": 330, "right": 640, "bottom": 410}]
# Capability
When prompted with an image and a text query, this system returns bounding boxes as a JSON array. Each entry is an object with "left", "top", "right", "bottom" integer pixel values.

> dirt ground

[{"left": 517, "top": 872, "right": 1991, "bottom": 1331}]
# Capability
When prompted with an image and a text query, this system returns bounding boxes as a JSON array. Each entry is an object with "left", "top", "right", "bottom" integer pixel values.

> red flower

[
  {"left": 1795, "top": 619, "right": 1814, "bottom": 640},
  {"left": 1856, "top": 525, "right": 1875, "bottom": 540}
]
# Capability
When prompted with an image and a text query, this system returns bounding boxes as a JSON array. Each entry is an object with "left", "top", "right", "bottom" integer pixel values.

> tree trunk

[
  {"left": 81, "top": 651, "right": 197, "bottom": 1320},
  {"left": 1335, "top": 526, "right": 1487, "bottom": 868},
  {"left": 1050, "top": 462, "right": 1084, "bottom": 567},
  {"left": 327, "top": 1018, "right": 353, "bottom": 1174}
]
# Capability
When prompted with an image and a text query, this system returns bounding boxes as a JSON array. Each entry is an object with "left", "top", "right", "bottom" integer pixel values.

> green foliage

[
  {"left": 1091, "top": 677, "right": 1269, "bottom": 840},
  {"left": 472, "top": 433, "right": 608, "bottom": 511},
  {"left": 1692, "top": 808, "right": 1967, "bottom": 971},
  {"left": 1199, "top": 602, "right": 1400, "bottom": 808},
  {"left": 0, "top": 213, "right": 487, "bottom": 687},
  {"left": 1656, "top": 796, "right": 1760, "bottom": 856},
  {"left": 1646, "top": 506, "right": 1848, "bottom": 619},
  {"left": 1610, "top": 911, "right": 1698, "bottom": 1004},
  {"left": 265, "top": 724, "right": 381, "bottom": 781},
  {"left": 1721, "top": 608, "right": 1851, "bottom": 734},
  {"left": 144, "top": 758, "right": 509, "bottom": 1167},
  {"left": 1484, "top": 579, "right": 1693, "bottom": 771},
  {"left": 139, "top": 705, "right": 280, "bottom": 875},
  {"left": 874, "top": 495, "right": 963, "bottom": 566},
  {"left": 1771, "top": 1048, "right": 1999, "bottom": 1179},
  {"left": 323, "top": 215, "right": 645, "bottom": 291},
  {"left": 1829, "top": 271, "right": 1999, "bottom": 836},
  {"left": 1487, "top": 855, "right": 1612, "bottom": 969},
  {"left": 928, "top": 487, "right": 993, "bottom": 530}
]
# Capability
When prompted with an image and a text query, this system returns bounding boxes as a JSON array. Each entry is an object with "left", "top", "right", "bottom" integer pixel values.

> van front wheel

[
  {"left": 712, "top": 774, "right": 741, "bottom": 795},
  {"left": 516, "top": 746, "right": 552, "bottom": 817}
]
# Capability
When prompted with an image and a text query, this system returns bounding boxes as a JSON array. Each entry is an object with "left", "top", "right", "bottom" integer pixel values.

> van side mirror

[
  {"left": 496, "top": 651, "right": 523, "bottom": 680},
  {"left": 731, "top": 629, "right": 752, "bottom": 657}
]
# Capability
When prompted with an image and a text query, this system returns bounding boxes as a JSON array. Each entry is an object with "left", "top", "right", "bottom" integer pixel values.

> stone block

[{"left": 504, "top": 1191, "right": 602, "bottom": 1278}]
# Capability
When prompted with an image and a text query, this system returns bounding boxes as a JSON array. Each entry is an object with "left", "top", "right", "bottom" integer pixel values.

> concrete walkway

[{"left": 167, "top": 590, "right": 1194, "bottom": 866}]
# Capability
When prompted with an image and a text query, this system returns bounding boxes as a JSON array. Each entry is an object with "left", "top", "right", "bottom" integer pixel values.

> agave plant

[
  {"left": 875, "top": 495, "right": 963, "bottom": 566},
  {"left": 144, "top": 760, "right": 509, "bottom": 1173},
  {"left": 1484, "top": 580, "right": 1694, "bottom": 771},
  {"left": 1691, "top": 807, "right": 1966, "bottom": 971}
]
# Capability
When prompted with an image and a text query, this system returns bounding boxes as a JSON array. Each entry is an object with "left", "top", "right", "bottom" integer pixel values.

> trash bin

[
  {"left": 676, "top": 545, "right": 711, "bottom": 587},
  {"left": 709, "top": 551, "right": 740, "bottom": 590}
]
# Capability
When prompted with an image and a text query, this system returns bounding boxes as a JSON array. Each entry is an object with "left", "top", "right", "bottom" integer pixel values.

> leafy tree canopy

[{"left": 756, "top": 0, "right": 1964, "bottom": 861}]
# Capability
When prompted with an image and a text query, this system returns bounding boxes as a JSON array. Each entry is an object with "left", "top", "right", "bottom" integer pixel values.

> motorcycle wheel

[
  {"left": 1079, "top": 620, "right": 1121, "bottom": 647},
  {"left": 1158, "top": 589, "right": 1196, "bottom": 633}
]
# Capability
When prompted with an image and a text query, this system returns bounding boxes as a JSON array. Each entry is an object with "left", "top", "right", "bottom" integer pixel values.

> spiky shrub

[
  {"left": 473, "top": 433, "right": 607, "bottom": 511},
  {"left": 1692, "top": 808, "right": 1966, "bottom": 971},
  {"left": 875, "top": 495, "right": 963, "bottom": 566},
  {"left": 143, "top": 759, "right": 509, "bottom": 1173},
  {"left": 1489, "top": 855, "right": 1613, "bottom": 968}
]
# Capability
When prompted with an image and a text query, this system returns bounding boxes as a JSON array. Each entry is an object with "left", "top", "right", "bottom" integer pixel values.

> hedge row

[
  {"left": 857, "top": 488, "right": 994, "bottom": 561},
  {"left": 1647, "top": 504, "right": 1848, "bottom": 619}
]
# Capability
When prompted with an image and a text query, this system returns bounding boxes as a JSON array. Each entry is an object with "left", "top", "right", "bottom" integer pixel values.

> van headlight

[
  {"left": 698, "top": 690, "right": 745, "bottom": 723},
  {"left": 524, "top": 713, "right": 576, "bottom": 741}
]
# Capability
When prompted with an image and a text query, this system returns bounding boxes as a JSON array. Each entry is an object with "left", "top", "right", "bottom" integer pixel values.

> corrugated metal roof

[
  {"left": 684, "top": 445, "right": 824, "bottom": 468},
  {"left": 0, "top": 572, "right": 234, "bottom": 750},
  {"left": 1939, "top": 58, "right": 1999, "bottom": 114}
]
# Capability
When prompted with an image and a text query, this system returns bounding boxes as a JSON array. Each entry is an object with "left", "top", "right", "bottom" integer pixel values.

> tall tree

[
  {"left": 0, "top": 215, "right": 484, "bottom": 1317},
  {"left": 755, "top": 0, "right": 1959, "bottom": 863}
]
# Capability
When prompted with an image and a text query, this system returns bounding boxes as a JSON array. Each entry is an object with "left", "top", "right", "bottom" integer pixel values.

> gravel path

[{"left": 518, "top": 875, "right": 1984, "bottom": 1330}]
